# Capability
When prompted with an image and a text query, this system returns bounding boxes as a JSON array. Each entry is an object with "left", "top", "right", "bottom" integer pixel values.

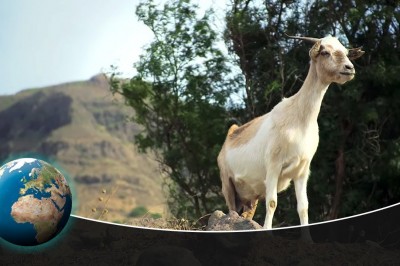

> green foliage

[
  {"left": 128, "top": 206, "right": 162, "bottom": 219},
  {"left": 129, "top": 206, "right": 149, "bottom": 217},
  {"left": 225, "top": 0, "right": 308, "bottom": 121},
  {"left": 111, "top": 0, "right": 240, "bottom": 219},
  {"left": 150, "top": 213, "right": 162, "bottom": 219},
  {"left": 113, "top": 0, "right": 400, "bottom": 225},
  {"left": 226, "top": 0, "right": 400, "bottom": 225}
]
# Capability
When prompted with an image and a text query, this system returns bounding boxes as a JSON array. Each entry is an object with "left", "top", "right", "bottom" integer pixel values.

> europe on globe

[{"left": 0, "top": 158, "right": 72, "bottom": 246}]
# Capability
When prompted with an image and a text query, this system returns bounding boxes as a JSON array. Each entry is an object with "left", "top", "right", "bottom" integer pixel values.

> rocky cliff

[{"left": 0, "top": 74, "right": 166, "bottom": 222}]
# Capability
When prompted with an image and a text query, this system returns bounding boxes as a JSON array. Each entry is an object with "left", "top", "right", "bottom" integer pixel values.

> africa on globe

[{"left": 0, "top": 158, "right": 72, "bottom": 246}]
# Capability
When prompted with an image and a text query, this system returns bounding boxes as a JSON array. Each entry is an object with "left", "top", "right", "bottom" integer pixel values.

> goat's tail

[{"left": 227, "top": 124, "right": 239, "bottom": 137}]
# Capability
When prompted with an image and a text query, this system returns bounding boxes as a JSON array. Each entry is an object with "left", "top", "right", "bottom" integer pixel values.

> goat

[{"left": 217, "top": 35, "right": 364, "bottom": 229}]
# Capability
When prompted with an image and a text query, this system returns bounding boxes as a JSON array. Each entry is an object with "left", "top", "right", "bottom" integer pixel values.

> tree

[
  {"left": 110, "top": 0, "right": 240, "bottom": 219},
  {"left": 225, "top": 0, "right": 400, "bottom": 225},
  {"left": 225, "top": 0, "right": 308, "bottom": 121},
  {"left": 112, "top": 0, "right": 400, "bottom": 226},
  {"left": 310, "top": 0, "right": 400, "bottom": 220}
]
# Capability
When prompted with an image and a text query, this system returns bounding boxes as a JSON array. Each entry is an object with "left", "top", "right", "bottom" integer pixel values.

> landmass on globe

[
  {"left": 11, "top": 159, "right": 71, "bottom": 243},
  {"left": 0, "top": 158, "right": 72, "bottom": 246}
]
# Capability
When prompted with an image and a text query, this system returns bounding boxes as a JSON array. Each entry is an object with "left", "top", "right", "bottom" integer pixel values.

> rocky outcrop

[
  {"left": 38, "top": 140, "right": 70, "bottom": 156},
  {"left": 74, "top": 174, "right": 113, "bottom": 184},
  {"left": 0, "top": 91, "right": 72, "bottom": 140},
  {"left": 206, "top": 210, "right": 262, "bottom": 231}
]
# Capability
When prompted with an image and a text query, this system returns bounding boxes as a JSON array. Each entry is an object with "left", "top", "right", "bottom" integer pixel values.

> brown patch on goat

[
  {"left": 227, "top": 124, "right": 239, "bottom": 136},
  {"left": 309, "top": 41, "right": 322, "bottom": 59},
  {"left": 268, "top": 200, "right": 276, "bottom": 209},
  {"left": 348, "top": 47, "right": 365, "bottom": 60},
  {"left": 227, "top": 116, "right": 263, "bottom": 147},
  {"left": 241, "top": 199, "right": 259, "bottom": 220},
  {"left": 332, "top": 50, "right": 347, "bottom": 63}
]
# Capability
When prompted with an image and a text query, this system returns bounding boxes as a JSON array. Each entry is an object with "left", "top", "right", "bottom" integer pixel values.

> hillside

[{"left": 0, "top": 74, "right": 167, "bottom": 223}]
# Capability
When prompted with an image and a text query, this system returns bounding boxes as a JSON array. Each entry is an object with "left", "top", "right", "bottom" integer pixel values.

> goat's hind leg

[
  {"left": 241, "top": 199, "right": 258, "bottom": 220},
  {"left": 221, "top": 176, "right": 239, "bottom": 213}
]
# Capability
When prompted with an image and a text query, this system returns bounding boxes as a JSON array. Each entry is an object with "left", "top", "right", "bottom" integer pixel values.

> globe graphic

[{"left": 0, "top": 158, "right": 72, "bottom": 246}]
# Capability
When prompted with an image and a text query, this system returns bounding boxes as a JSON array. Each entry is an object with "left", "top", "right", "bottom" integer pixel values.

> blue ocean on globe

[{"left": 0, "top": 158, "right": 72, "bottom": 246}]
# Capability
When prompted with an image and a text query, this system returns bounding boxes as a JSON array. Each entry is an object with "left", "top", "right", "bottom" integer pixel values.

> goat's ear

[
  {"left": 348, "top": 47, "right": 365, "bottom": 60},
  {"left": 309, "top": 41, "right": 322, "bottom": 60}
]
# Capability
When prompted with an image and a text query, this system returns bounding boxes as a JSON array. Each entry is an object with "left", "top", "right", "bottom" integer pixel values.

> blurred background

[{"left": 1, "top": 0, "right": 399, "bottom": 227}]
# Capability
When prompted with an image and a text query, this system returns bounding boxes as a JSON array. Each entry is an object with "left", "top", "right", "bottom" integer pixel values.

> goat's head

[{"left": 286, "top": 34, "right": 365, "bottom": 85}]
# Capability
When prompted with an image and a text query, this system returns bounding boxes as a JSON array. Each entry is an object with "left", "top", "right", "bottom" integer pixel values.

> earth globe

[{"left": 0, "top": 158, "right": 72, "bottom": 246}]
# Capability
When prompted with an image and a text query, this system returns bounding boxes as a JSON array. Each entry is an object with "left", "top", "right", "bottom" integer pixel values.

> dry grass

[
  {"left": 125, "top": 216, "right": 205, "bottom": 231},
  {"left": 80, "top": 182, "right": 207, "bottom": 231}
]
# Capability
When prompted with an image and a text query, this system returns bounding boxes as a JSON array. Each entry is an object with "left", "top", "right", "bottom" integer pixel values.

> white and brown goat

[{"left": 217, "top": 35, "right": 364, "bottom": 229}]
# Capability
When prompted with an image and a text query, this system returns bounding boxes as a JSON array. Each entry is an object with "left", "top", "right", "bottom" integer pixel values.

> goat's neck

[{"left": 291, "top": 62, "right": 329, "bottom": 124}]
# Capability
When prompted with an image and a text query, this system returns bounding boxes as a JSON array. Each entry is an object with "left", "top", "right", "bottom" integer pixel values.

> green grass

[
  {"left": 128, "top": 206, "right": 163, "bottom": 219},
  {"left": 129, "top": 206, "right": 149, "bottom": 217}
]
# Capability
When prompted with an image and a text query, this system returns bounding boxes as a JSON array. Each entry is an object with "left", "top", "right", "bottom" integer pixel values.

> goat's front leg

[
  {"left": 294, "top": 168, "right": 313, "bottom": 243},
  {"left": 294, "top": 169, "right": 310, "bottom": 225},
  {"left": 294, "top": 168, "right": 313, "bottom": 242},
  {"left": 263, "top": 166, "right": 280, "bottom": 229}
]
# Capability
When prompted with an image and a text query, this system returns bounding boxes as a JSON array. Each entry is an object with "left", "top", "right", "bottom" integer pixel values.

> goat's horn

[{"left": 284, "top": 33, "right": 320, "bottom": 43}]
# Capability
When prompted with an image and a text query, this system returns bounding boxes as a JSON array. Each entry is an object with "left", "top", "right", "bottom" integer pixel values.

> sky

[{"left": 0, "top": 0, "right": 227, "bottom": 95}]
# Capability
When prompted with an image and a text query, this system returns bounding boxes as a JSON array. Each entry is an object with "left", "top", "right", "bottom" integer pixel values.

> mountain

[{"left": 0, "top": 74, "right": 166, "bottom": 222}]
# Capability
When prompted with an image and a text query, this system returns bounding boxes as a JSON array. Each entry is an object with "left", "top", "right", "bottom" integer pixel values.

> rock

[{"left": 206, "top": 210, "right": 262, "bottom": 231}]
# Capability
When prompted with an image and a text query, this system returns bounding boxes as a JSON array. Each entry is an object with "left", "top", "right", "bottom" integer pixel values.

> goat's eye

[{"left": 320, "top": 50, "right": 330, "bottom": 57}]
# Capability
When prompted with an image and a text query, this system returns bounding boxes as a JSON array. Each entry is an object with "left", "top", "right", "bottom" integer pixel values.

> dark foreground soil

[{"left": 1, "top": 215, "right": 400, "bottom": 266}]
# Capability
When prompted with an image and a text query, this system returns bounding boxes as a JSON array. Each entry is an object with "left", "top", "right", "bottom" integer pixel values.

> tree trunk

[
  {"left": 329, "top": 147, "right": 345, "bottom": 220},
  {"left": 328, "top": 119, "right": 352, "bottom": 220}
]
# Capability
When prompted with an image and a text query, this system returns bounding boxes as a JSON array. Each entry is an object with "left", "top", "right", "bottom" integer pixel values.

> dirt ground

[{"left": 1, "top": 215, "right": 400, "bottom": 266}]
